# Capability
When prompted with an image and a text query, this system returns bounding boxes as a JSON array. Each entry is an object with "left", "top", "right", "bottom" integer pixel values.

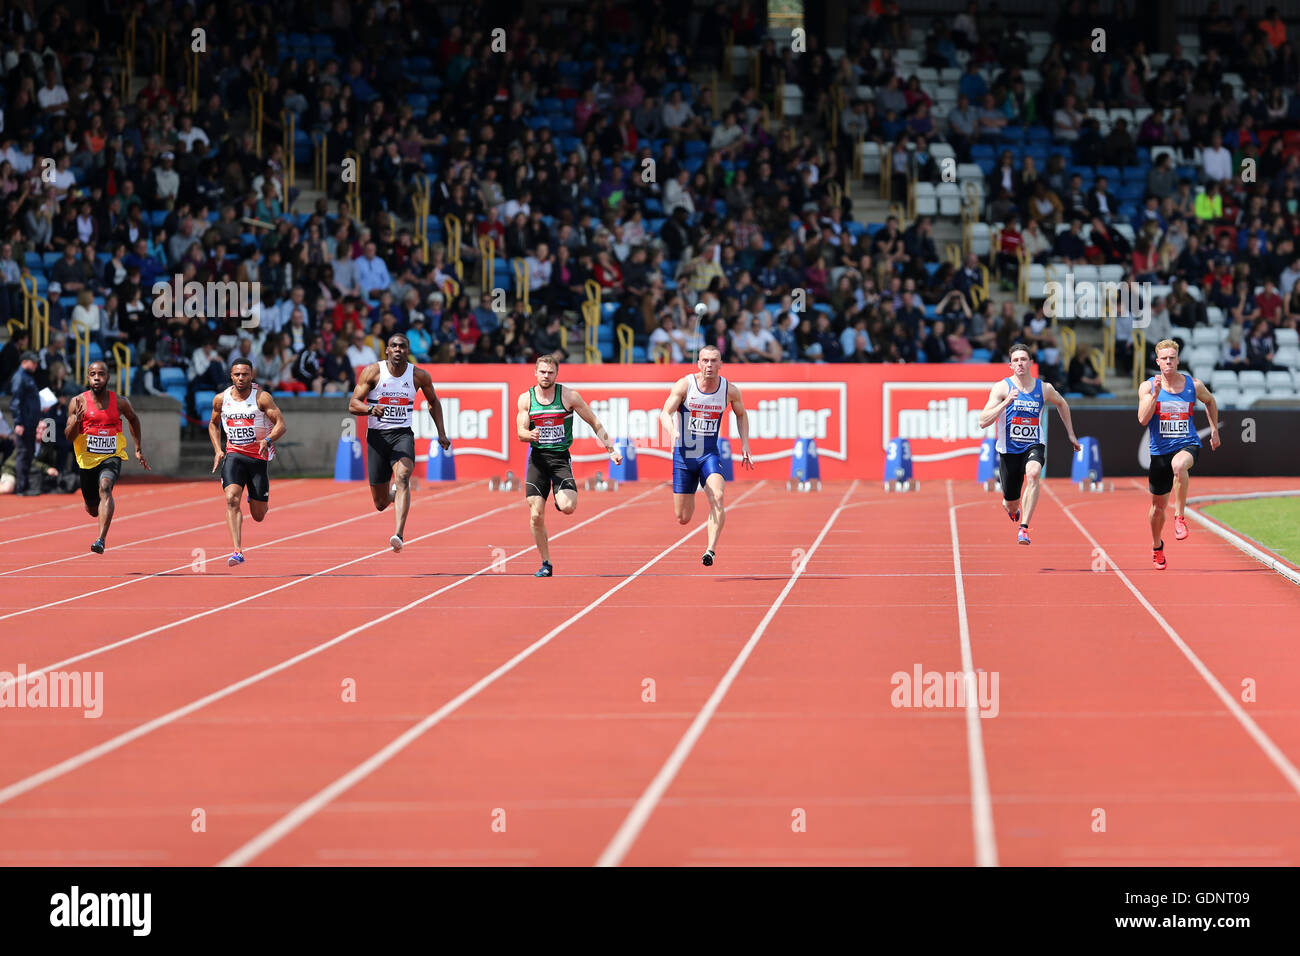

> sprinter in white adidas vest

[
  {"left": 658, "top": 344, "right": 755, "bottom": 568},
  {"left": 348, "top": 333, "right": 452, "bottom": 552},
  {"left": 976, "top": 342, "right": 1082, "bottom": 546},
  {"left": 209, "top": 357, "right": 287, "bottom": 567}
]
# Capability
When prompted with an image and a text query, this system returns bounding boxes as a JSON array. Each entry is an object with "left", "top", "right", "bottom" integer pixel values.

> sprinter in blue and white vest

[{"left": 978, "top": 342, "right": 1082, "bottom": 546}]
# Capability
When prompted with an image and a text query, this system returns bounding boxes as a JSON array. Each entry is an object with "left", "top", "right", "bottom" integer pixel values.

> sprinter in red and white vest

[
  {"left": 65, "top": 360, "right": 150, "bottom": 554},
  {"left": 208, "top": 357, "right": 287, "bottom": 567}
]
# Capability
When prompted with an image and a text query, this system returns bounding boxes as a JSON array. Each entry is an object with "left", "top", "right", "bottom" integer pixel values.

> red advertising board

[{"left": 381, "top": 363, "right": 1021, "bottom": 480}]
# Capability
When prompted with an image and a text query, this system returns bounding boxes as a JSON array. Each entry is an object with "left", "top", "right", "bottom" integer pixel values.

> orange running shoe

[
  {"left": 1174, "top": 515, "right": 1189, "bottom": 540},
  {"left": 1152, "top": 542, "right": 1167, "bottom": 570}
]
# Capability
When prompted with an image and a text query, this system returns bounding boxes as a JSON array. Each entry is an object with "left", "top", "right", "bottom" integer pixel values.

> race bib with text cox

[
  {"left": 86, "top": 432, "right": 117, "bottom": 454},
  {"left": 1008, "top": 416, "right": 1039, "bottom": 442}
]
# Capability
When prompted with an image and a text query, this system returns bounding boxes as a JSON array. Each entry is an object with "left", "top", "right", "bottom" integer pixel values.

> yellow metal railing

[
  {"left": 152, "top": 27, "right": 167, "bottom": 89},
  {"left": 478, "top": 234, "right": 496, "bottom": 293},
  {"left": 617, "top": 324, "right": 634, "bottom": 363},
  {"left": 344, "top": 149, "right": 362, "bottom": 222},
  {"left": 312, "top": 131, "right": 327, "bottom": 192},
  {"left": 1059, "top": 325, "right": 1077, "bottom": 366},
  {"left": 19, "top": 275, "right": 50, "bottom": 351},
  {"left": 72, "top": 322, "right": 91, "bottom": 384},
  {"left": 582, "top": 299, "right": 600, "bottom": 363},
  {"left": 249, "top": 86, "right": 264, "bottom": 157},
  {"left": 443, "top": 214, "right": 463, "bottom": 281},
  {"left": 1102, "top": 312, "right": 1116, "bottom": 372},
  {"left": 1132, "top": 329, "right": 1148, "bottom": 388},
  {"left": 186, "top": 43, "right": 199, "bottom": 112},
  {"left": 282, "top": 111, "right": 295, "bottom": 191},
  {"left": 512, "top": 259, "right": 531, "bottom": 314},
  {"left": 441, "top": 274, "right": 460, "bottom": 302},
  {"left": 113, "top": 342, "right": 132, "bottom": 396}
]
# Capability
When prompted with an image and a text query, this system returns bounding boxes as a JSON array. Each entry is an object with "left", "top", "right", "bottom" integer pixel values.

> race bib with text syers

[{"left": 226, "top": 419, "right": 257, "bottom": 443}]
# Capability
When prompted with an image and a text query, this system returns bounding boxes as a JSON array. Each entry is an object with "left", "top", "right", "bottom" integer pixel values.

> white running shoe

[{"left": 389, "top": 534, "right": 404, "bottom": 553}]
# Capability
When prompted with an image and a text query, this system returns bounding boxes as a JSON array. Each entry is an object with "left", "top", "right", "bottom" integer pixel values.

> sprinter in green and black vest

[{"left": 516, "top": 355, "right": 623, "bottom": 577}]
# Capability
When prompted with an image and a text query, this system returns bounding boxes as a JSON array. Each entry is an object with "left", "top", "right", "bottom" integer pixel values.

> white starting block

[
  {"left": 488, "top": 470, "right": 518, "bottom": 492},
  {"left": 981, "top": 479, "right": 1001, "bottom": 493},
  {"left": 786, "top": 478, "right": 822, "bottom": 492},
  {"left": 885, "top": 479, "right": 919, "bottom": 493},
  {"left": 1077, "top": 479, "right": 1115, "bottom": 493},
  {"left": 583, "top": 470, "right": 618, "bottom": 492}
]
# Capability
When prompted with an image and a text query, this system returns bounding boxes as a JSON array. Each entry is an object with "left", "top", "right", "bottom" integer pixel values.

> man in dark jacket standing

[{"left": 8, "top": 350, "right": 41, "bottom": 495}]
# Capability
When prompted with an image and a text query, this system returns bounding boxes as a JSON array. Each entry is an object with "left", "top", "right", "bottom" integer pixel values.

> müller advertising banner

[{"left": 355, "top": 364, "right": 1021, "bottom": 480}]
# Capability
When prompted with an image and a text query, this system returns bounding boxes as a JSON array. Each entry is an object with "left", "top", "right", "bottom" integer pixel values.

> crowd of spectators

[{"left": 2, "top": 0, "right": 1300, "bottom": 431}]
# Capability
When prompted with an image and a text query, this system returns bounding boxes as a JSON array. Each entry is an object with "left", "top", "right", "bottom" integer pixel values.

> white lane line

[
  {"left": 0, "top": 485, "right": 503, "bottom": 688},
  {"left": 0, "top": 481, "right": 482, "bottom": 623},
  {"left": 0, "top": 485, "right": 674, "bottom": 813},
  {"left": 0, "top": 484, "right": 249, "bottom": 546},
  {"left": 1185, "top": 492, "right": 1300, "bottom": 587},
  {"left": 945, "top": 481, "right": 1000, "bottom": 867},
  {"left": 1044, "top": 484, "right": 1300, "bottom": 799},
  {"left": 218, "top": 482, "right": 760, "bottom": 867},
  {"left": 595, "top": 481, "right": 853, "bottom": 867},
  {"left": 0, "top": 485, "right": 357, "bottom": 577}
]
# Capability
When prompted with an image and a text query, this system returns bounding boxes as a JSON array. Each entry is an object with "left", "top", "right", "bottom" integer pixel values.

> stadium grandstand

[{"left": 1, "top": 0, "right": 1299, "bottom": 487}]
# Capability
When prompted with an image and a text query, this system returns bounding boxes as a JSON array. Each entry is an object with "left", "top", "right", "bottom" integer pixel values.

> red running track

[{"left": 0, "top": 476, "right": 1296, "bottom": 865}]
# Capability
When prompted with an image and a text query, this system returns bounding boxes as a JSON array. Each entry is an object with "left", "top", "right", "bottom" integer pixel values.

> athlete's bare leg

[
  {"left": 1020, "top": 460, "right": 1043, "bottom": 526},
  {"left": 1171, "top": 449, "right": 1194, "bottom": 518},
  {"left": 224, "top": 483, "right": 244, "bottom": 551},
  {"left": 527, "top": 494, "right": 551, "bottom": 563},
  {"left": 369, "top": 482, "right": 391, "bottom": 511},
  {"left": 249, "top": 500, "right": 268, "bottom": 522},
  {"left": 554, "top": 488, "right": 577, "bottom": 516},
  {"left": 95, "top": 471, "right": 117, "bottom": 543},
  {"left": 673, "top": 493, "right": 696, "bottom": 525},
  {"left": 1149, "top": 492, "right": 1170, "bottom": 548},
  {"left": 701, "top": 473, "right": 726, "bottom": 552},
  {"left": 390, "top": 458, "right": 413, "bottom": 539}
]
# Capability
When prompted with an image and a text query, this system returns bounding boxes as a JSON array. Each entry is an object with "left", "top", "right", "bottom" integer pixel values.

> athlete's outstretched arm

[
  {"left": 1042, "top": 383, "right": 1082, "bottom": 452},
  {"left": 117, "top": 396, "right": 151, "bottom": 470},
  {"left": 257, "top": 390, "right": 288, "bottom": 454},
  {"left": 1136, "top": 378, "right": 1159, "bottom": 426},
  {"left": 566, "top": 388, "right": 623, "bottom": 465},
  {"left": 977, "top": 380, "right": 1012, "bottom": 430},
  {"left": 659, "top": 378, "right": 689, "bottom": 448},
  {"left": 347, "top": 364, "right": 383, "bottom": 418},
  {"left": 64, "top": 393, "right": 83, "bottom": 441},
  {"left": 516, "top": 391, "right": 538, "bottom": 443},
  {"left": 414, "top": 368, "right": 451, "bottom": 449},
  {"left": 208, "top": 392, "right": 225, "bottom": 472},
  {"left": 727, "top": 382, "right": 754, "bottom": 468},
  {"left": 1193, "top": 378, "right": 1222, "bottom": 450}
]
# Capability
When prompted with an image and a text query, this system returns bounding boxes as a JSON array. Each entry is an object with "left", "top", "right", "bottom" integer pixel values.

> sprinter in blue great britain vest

[
  {"left": 1137, "top": 338, "right": 1221, "bottom": 570},
  {"left": 977, "top": 342, "right": 1082, "bottom": 546},
  {"left": 659, "top": 345, "right": 754, "bottom": 567}
]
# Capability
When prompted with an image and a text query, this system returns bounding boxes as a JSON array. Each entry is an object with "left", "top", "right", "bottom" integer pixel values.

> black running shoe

[
  {"left": 90, "top": 539, "right": 105, "bottom": 554},
  {"left": 535, "top": 561, "right": 553, "bottom": 577},
  {"left": 702, "top": 550, "right": 715, "bottom": 567}
]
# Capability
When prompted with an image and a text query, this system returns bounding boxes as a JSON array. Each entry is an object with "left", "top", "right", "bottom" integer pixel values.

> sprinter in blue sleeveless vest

[
  {"left": 977, "top": 342, "right": 1082, "bottom": 545},
  {"left": 659, "top": 345, "right": 754, "bottom": 567},
  {"left": 1137, "top": 338, "right": 1221, "bottom": 570}
]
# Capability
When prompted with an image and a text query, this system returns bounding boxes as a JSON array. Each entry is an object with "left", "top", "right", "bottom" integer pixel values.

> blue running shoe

[
  {"left": 1017, "top": 527, "right": 1031, "bottom": 546},
  {"left": 90, "top": 538, "right": 105, "bottom": 554},
  {"left": 228, "top": 552, "right": 245, "bottom": 566},
  {"left": 535, "top": 561, "right": 553, "bottom": 577}
]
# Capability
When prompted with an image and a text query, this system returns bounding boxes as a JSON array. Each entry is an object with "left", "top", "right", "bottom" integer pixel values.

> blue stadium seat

[
  {"left": 683, "top": 140, "right": 708, "bottom": 159},
  {"left": 1094, "top": 165, "right": 1120, "bottom": 181},
  {"left": 160, "top": 367, "right": 186, "bottom": 388},
  {"left": 42, "top": 251, "right": 62, "bottom": 269}
]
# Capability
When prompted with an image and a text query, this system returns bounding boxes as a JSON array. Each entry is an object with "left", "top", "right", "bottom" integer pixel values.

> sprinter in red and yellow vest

[
  {"left": 65, "top": 360, "right": 150, "bottom": 554},
  {"left": 208, "top": 357, "right": 287, "bottom": 568}
]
